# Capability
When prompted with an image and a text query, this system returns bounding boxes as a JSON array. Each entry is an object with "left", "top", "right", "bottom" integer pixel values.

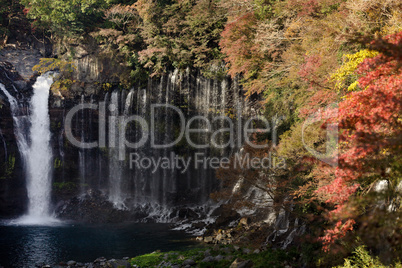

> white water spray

[
  {"left": 25, "top": 75, "right": 54, "bottom": 219},
  {"left": 1, "top": 75, "right": 58, "bottom": 225}
]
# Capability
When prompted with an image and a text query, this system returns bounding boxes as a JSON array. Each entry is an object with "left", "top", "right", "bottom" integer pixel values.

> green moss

[
  {"left": 53, "top": 182, "right": 77, "bottom": 191},
  {"left": 1, "top": 154, "right": 16, "bottom": 179},
  {"left": 129, "top": 251, "right": 164, "bottom": 267},
  {"left": 54, "top": 158, "right": 62, "bottom": 169},
  {"left": 129, "top": 245, "right": 300, "bottom": 268}
]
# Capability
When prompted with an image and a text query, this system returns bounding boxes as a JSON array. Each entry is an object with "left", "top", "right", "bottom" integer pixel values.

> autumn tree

[
  {"left": 134, "top": 0, "right": 227, "bottom": 76},
  {"left": 314, "top": 32, "right": 402, "bottom": 261}
]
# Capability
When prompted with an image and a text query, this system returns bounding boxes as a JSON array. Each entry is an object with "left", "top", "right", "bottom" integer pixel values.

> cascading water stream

[
  {"left": 22, "top": 74, "right": 56, "bottom": 223},
  {"left": 1, "top": 74, "right": 57, "bottom": 225},
  {"left": 79, "top": 95, "right": 86, "bottom": 194},
  {"left": 108, "top": 91, "right": 125, "bottom": 209},
  {"left": 0, "top": 83, "right": 29, "bottom": 159}
]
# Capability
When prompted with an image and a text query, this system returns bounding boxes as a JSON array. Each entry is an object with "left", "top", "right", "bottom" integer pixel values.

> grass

[{"left": 130, "top": 245, "right": 300, "bottom": 268}]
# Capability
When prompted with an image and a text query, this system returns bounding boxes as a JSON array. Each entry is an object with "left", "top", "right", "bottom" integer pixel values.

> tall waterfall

[
  {"left": 108, "top": 91, "right": 125, "bottom": 208},
  {"left": 1, "top": 74, "right": 56, "bottom": 224},
  {"left": 25, "top": 75, "right": 54, "bottom": 219}
]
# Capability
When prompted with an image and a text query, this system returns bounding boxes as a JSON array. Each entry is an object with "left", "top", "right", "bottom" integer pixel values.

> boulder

[
  {"left": 201, "top": 256, "right": 215, "bottom": 263},
  {"left": 67, "top": 260, "right": 76, "bottom": 266},
  {"left": 212, "top": 205, "right": 241, "bottom": 228},
  {"left": 214, "top": 255, "right": 224, "bottom": 262},
  {"left": 239, "top": 217, "right": 251, "bottom": 226},
  {"left": 229, "top": 258, "right": 254, "bottom": 268},
  {"left": 107, "top": 259, "right": 131, "bottom": 268},
  {"left": 204, "top": 236, "right": 213, "bottom": 243},
  {"left": 182, "top": 259, "right": 195, "bottom": 266}
]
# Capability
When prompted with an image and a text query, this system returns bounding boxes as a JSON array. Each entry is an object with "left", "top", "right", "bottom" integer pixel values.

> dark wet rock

[
  {"left": 0, "top": 61, "right": 33, "bottom": 218},
  {"left": 178, "top": 208, "right": 199, "bottom": 219},
  {"left": 201, "top": 256, "right": 215, "bottom": 263},
  {"left": 54, "top": 190, "right": 136, "bottom": 223},
  {"left": 183, "top": 259, "right": 195, "bottom": 266},
  {"left": 222, "top": 247, "right": 234, "bottom": 254},
  {"left": 225, "top": 255, "right": 234, "bottom": 261},
  {"left": 242, "top": 248, "right": 252, "bottom": 255},
  {"left": 94, "top": 257, "right": 107, "bottom": 263},
  {"left": 191, "top": 221, "right": 207, "bottom": 229},
  {"left": 214, "top": 255, "right": 224, "bottom": 262},
  {"left": 211, "top": 205, "right": 240, "bottom": 229},
  {"left": 107, "top": 259, "right": 131, "bottom": 268}
]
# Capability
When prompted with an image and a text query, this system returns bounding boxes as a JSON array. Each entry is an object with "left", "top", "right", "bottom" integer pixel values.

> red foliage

[
  {"left": 299, "top": 89, "right": 337, "bottom": 118},
  {"left": 219, "top": 12, "right": 263, "bottom": 79},
  {"left": 298, "top": 55, "right": 322, "bottom": 83},
  {"left": 23, "top": 7, "right": 30, "bottom": 15},
  {"left": 316, "top": 31, "right": 402, "bottom": 249},
  {"left": 320, "top": 219, "right": 355, "bottom": 252}
]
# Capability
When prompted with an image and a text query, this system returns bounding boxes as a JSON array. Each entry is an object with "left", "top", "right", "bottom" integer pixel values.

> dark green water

[{"left": 0, "top": 222, "right": 196, "bottom": 268}]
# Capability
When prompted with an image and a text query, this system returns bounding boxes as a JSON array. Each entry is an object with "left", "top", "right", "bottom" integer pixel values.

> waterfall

[
  {"left": 1, "top": 74, "right": 57, "bottom": 224},
  {"left": 108, "top": 91, "right": 125, "bottom": 209},
  {"left": 0, "top": 83, "right": 30, "bottom": 162},
  {"left": 25, "top": 74, "right": 54, "bottom": 219},
  {"left": 79, "top": 95, "right": 86, "bottom": 194},
  {"left": 124, "top": 89, "right": 134, "bottom": 116},
  {"left": 42, "top": 68, "right": 249, "bottom": 221}
]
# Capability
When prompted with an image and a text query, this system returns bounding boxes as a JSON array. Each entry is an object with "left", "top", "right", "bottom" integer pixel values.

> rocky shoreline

[
  {"left": 37, "top": 244, "right": 298, "bottom": 268},
  {"left": 32, "top": 257, "right": 131, "bottom": 268}
]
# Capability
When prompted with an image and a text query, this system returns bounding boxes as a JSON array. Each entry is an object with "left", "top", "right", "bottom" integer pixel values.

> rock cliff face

[
  {"left": 0, "top": 48, "right": 42, "bottom": 80},
  {"left": 0, "top": 43, "right": 258, "bottom": 222},
  {"left": 0, "top": 61, "right": 33, "bottom": 217}
]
